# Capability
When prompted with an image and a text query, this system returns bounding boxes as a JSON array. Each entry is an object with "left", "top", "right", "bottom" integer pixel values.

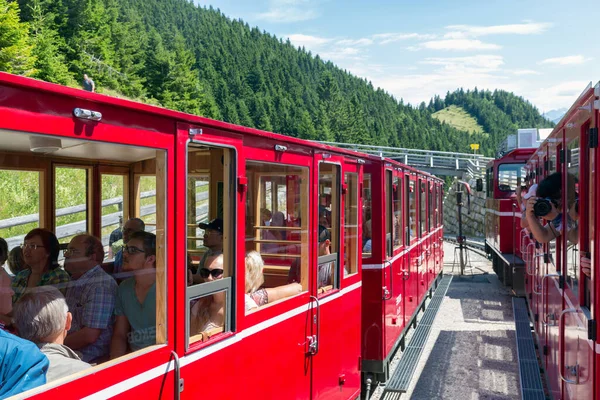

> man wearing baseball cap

[{"left": 191, "top": 218, "right": 223, "bottom": 285}]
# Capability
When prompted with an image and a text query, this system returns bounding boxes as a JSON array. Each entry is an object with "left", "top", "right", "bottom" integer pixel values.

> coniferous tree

[{"left": 0, "top": 0, "right": 35, "bottom": 76}]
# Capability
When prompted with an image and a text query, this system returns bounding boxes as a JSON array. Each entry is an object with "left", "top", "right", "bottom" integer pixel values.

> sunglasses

[{"left": 199, "top": 268, "right": 224, "bottom": 279}]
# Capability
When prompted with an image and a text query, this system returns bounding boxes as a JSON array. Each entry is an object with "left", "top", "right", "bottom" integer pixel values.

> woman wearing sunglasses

[{"left": 190, "top": 254, "right": 226, "bottom": 335}]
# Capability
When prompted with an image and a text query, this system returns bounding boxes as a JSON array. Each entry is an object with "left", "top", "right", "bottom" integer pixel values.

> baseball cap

[
  {"left": 199, "top": 218, "right": 223, "bottom": 233},
  {"left": 523, "top": 184, "right": 538, "bottom": 200},
  {"left": 318, "top": 225, "right": 331, "bottom": 243}
]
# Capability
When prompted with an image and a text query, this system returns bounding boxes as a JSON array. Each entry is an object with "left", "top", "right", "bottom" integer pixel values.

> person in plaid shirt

[{"left": 64, "top": 235, "right": 117, "bottom": 363}]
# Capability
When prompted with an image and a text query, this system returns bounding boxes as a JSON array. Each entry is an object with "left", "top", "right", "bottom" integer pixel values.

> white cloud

[
  {"left": 528, "top": 81, "right": 590, "bottom": 111},
  {"left": 421, "top": 55, "right": 504, "bottom": 71},
  {"left": 372, "top": 33, "right": 437, "bottom": 45},
  {"left": 286, "top": 34, "right": 331, "bottom": 48},
  {"left": 445, "top": 22, "right": 552, "bottom": 38},
  {"left": 420, "top": 39, "right": 501, "bottom": 51},
  {"left": 512, "top": 69, "right": 540, "bottom": 76},
  {"left": 255, "top": 0, "right": 320, "bottom": 22},
  {"left": 539, "top": 55, "right": 591, "bottom": 65},
  {"left": 336, "top": 38, "right": 374, "bottom": 46}
]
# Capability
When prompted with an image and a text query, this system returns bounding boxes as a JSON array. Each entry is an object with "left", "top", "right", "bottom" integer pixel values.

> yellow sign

[{"left": 470, "top": 143, "right": 480, "bottom": 150}]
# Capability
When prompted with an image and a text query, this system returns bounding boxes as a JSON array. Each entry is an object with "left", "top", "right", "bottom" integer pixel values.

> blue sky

[{"left": 196, "top": 0, "right": 598, "bottom": 113}]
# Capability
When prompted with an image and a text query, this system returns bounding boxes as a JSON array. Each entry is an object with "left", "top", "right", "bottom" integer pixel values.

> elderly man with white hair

[{"left": 13, "top": 286, "right": 91, "bottom": 382}]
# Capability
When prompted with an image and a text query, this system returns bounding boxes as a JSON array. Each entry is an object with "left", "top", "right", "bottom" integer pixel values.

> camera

[{"left": 533, "top": 198, "right": 554, "bottom": 217}]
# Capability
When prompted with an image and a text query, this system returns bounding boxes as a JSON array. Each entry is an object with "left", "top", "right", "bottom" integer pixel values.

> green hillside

[
  {"left": 432, "top": 105, "right": 485, "bottom": 135},
  {"left": 3, "top": 0, "right": 552, "bottom": 157}
]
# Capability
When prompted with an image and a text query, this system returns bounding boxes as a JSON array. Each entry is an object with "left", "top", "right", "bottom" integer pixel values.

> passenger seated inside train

[
  {"left": 13, "top": 286, "right": 91, "bottom": 382},
  {"left": 190, "top": 253, "right": 225, "bottom": 334},
  {"left": 288, "top": 225, "right": 348, "bottom": 290},
  {"left": 7, "top": 246, "right": 25, "bottom": 276},
  {"left": 363, "top": 220, "right": 372, "bottom": 253},
  {"left": 0, "top": 238, "right": 7, "bottom": 273},
  {"left": 63, "top": 234, "right": 117, "bottom": 363},
  {"left": 245, "top": 251, "right": 302, "bottom": 312},
  {"left": 524, "top": 172, "right": 578, "bottom": 244},
  {"left": 191, "top": 218, "right": 223, "bottom": 285},
  {"left": 110, "top": 231, "right": 157, "bottom": 358},
  {"left": 113, "top": 218, "right": 145, "bottom": 275}
]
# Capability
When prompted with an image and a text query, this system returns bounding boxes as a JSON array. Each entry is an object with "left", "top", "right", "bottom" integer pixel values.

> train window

[
  {"left": 55, "top": 166, "right": 90, "bottom": 246},
  {"left": 101, "top": 173, "right": 127, "bottom": 260},
  {"left": 419, "top": 180, "right": 426, "bottom": 237},
  {"left": 0, "top": 129, "right": 168, "bottom": 386},
  {"left": 186, "top": 144, "right": 234, "bottom": 347},
  {"left": 318, "top": 163, "right": 340, "bottom": 293},
  {"left": 344, "top": 172, "right": 359, "bottom": 276},
  {"left": 408, "top": 180, "right": 417, "bottom": 242},
  {"left": 392, "top": 175, "right": 402, "bottom": 250},
  {"left": 433, "top": 184, "right": 438, "bottom": 227},
  {"left": 438, "top": 185, "right": 443, "bottom": 226},
  {"left": 428, "top": 183, "right": 433, "bottom": 232},
  {"left": 244, "top": 162, "right": 309, "bottom": 308},
  {"left": 566, "top": 138, "right": 580, "bottom": 296},
  {"left": 136, "top": 175, "right": 157, "bottom": 229},
  {"left": 362, "top": 174, "right": 372, "bottom": 257},
  {"left": 0, "top": 170, "right": 41, "bottom": 252},
  {"left": 385, "top": 170, "right": 393, "bottom": 257},
  {"left": 497, "top": 163, "right": 525, "bottom": 192}
]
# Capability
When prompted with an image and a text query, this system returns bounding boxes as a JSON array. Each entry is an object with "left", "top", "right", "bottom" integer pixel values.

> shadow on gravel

[
  {"left": 409, "top": 330, "right": 519, "bottom": 400},
  {"left": 444, "top": 274, "right": 514, "bottom": 323}
]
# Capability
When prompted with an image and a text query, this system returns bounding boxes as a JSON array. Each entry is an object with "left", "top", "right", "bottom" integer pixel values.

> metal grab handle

[
  {"left": 170, "top": 351, "right": 182, "bottom": 399},
  {"left": 520, "top": 228, "right": 529, "bottom": 254},
  {"left": 559, "top": 308, "right": 580, "bottom": 385},
  {"left": 541, "top": 274, "right": 560, "bottom": 324},
  {"left": 309, "top": 295, "right": 321, "bottom": 355},
  {"left": 382, "top": 260, "right": 393, "bottom": 300},
  {"left": 525, "top": 242, "right": 535, "bottom": 275}
]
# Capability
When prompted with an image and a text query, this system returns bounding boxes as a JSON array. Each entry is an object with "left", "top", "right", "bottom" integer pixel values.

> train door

[
  {"left": 310, "top": 154, "right": 361, "bottom": 399},
  {"left": 560, "top": 108, "right": 595, "bottom": 399},
  {"left": 404, "top": 173, "right": 419, "bottom": 326},
  {"left": 384, "top": 167, "right": 405, "bottom": 356},
  {"left": 438, "top": 184, "right": 444, "bottom": 274},
  {"left": 417, "top": 176, "right": 428, "bottom": 304},
  {"left": 425, "top": 179, "right": 434, "bottom": 288}
]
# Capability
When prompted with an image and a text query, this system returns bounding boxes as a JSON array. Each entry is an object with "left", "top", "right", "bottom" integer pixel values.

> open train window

[
  {"left": 362, "top": 173, "right": 372, "bottom": 257},
  {"left": 186, "top": 144, "right": 235, "bottom": 348},
  {"left": 392, "top": 175, "right": 402, "bottom": 250},
  {"left": 318, "top": 163, "right": 341, "bottom": 294},
  {"left": 244, "top": 161, "right": 309, "bottom": 310},
  {"left": 419, "top": 180, "right": 426, "bottom": 237},
  {"left": 0, "top": 129, "right": 168, "bottom": 391},
  {"left": 344, "top": 172, "right": 359, "bottom": 276},
  {"left": 100, "top": 172, "right": 128, "bottom": 261},
  {"left": 497, "top": 163, "right": 525, "bottom": 192},
  {"left": 408, "top": 180, "right": 417, "bottom": 242},
  {"left": 385, "top": 170, "right": 393, "bottom": 257}
]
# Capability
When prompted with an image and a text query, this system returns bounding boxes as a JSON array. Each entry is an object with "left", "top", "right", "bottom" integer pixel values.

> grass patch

[{"left": 432, "top": 105, "right": 487, "bottom": 136}]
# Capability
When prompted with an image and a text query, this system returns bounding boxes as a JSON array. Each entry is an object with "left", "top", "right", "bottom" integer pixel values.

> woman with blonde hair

[{"left": 244, "top": 251, "right": 264, "bottom": 311}]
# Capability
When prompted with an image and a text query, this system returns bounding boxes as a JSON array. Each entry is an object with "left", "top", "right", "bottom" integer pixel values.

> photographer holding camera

[{"left": 525, "top": 172, "right": 578, "bottom": 244}]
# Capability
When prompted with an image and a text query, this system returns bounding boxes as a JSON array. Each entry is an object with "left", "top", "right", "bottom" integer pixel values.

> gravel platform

[{"left": 370, "top": 241, "right": 522, "bottom": 400}]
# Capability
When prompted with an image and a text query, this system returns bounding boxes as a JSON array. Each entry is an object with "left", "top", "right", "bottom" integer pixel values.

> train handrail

[
  {"left": 525, "top": 242, "right": 535, "bottom": 276},
  {"left": 559, "top": 308, "right": 580, "bottom": 385},
  {"left": 383, "top": 260, "right": 393, "bottom": 300},
  {"left": 520, "top": 229, "right": 529, "bottom": 254},
  {"left": 541, "top": 274, "right": 560, "bottom": 326},
  {"left": 309, "top": 296, "right": 321, "bottom": 355}
]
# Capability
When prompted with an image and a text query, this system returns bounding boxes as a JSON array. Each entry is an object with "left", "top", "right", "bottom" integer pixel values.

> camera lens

[{"left": 533, "top": 198, "right": 552, "bottom": 217}]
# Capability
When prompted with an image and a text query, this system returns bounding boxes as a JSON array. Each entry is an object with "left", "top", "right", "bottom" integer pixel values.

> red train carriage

[
  {"left": 0, "top": 72, "right": 363, "bottom": 399},
  {"left": 490, "top": 82, "right": 600, "bottom": 400},
  {"left": 485, "top": 147, "right": 534, "bottom": 293},
  {"left": 360, "top": 158, "right": 443, "bottom": 382},
  {"left": 0, "top": 72, "right": 443, "bottom": 399}
]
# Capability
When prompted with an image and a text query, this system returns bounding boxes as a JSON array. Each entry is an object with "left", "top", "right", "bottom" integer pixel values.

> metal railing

[{"left": 317, "top": 141, "right": 492, "bottom": 179}]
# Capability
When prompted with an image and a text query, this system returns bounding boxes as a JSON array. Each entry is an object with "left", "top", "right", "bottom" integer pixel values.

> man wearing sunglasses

[
  {"left": 64, "top": 235, "right": 117, "bottom": 363},
  {"left": 191, "top": 218, "right": 223, "bottom": 285},
  {"left": 110, "top": 231, "right": 157, "bottom": 358}
]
